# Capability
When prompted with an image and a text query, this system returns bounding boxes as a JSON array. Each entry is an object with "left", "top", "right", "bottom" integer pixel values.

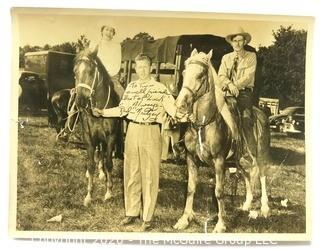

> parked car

[
  {"left": 283, "top": 112, "right": 305, "bottom": 134},
  {"left": 269, "top": 106, "right": 304, "bottom": 132},
  {"left": 19, "top": 70, "right": 47, "bottom": 114}
]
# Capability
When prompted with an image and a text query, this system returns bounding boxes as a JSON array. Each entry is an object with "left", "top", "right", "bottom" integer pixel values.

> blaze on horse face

[
  {"left": 176, "top": 49, "right": 213, "bottom": 117},
  {"left": 74, "top": 57, "right": 98, "bottom": 109}
]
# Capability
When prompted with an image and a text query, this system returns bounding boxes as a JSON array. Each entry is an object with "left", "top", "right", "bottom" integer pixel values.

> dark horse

[
  {"left": 51, "top": 89, "right": 71, "bottom": 135},
  {"left": 174, "top": 49, "right": 270, "bottom": 232},
  {"left": 74, "top": 49, "right": 120, "bottom": 206}
]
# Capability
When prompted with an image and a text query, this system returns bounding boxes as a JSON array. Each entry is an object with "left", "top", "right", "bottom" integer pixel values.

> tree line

[
  {"left": 19, "top": 27, "right": 306, "bottom": 107},
  {"left": 256, "top": 26, "right": 306, "bottom": 107}
]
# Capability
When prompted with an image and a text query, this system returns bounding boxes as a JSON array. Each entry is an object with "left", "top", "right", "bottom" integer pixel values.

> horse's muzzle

[
  {"left": 176, "top": 91, "right": 193, "bottom": 118},
  {"left": 75, "top": 94, "right": 90, "bottom": 109}
]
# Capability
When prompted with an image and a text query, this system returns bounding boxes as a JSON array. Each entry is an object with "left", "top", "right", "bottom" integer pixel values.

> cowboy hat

[{"left": 225, "top": 27, "right": 252, "bottom": 44}]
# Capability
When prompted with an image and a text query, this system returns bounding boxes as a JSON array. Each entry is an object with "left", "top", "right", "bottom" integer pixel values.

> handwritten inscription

[{"left": 120, "top": 82, "right": 171, "bottom": 122}]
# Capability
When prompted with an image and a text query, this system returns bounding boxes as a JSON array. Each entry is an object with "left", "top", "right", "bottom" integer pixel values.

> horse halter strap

[
  {"left": 76, "top": 60, "right": 100, "bottom": 95},
  {"left": 182, "top": 59, "right": 209, "bottom": 98},
  {"left": 75, "top": 57, "right": 111, "bottom": 109},
  {"left": 187, "top": 60, "right": 209, "bottom": 70}
]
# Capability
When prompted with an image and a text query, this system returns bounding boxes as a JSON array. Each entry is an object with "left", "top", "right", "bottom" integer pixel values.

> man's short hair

[
  {"left": 100, "top": 25, "right": 116, "bottom": 36},
  {"left": 230, "top": 34, "right": 246, "bottom": 42},
  {"left": 135, "top": 53, "right": 152, "bottom": 65}
]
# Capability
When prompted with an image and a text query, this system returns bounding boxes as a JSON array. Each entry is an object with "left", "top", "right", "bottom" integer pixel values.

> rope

[
  {"left": 67, "top": 111, "right": 80, "bottom": 133},
  {"left": 65, "top": 88, "right": 80, "bottom": 133},
  {"left": 103, "top": 85, "right": 111, "bottom": 109}
]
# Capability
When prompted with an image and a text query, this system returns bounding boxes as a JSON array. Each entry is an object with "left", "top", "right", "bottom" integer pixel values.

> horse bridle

[
  {"left": 182, "top": 60, "right": 209, "bottom": 100},
  {"left": 75, "top": 57, "right": 111, "bottom": 109}
]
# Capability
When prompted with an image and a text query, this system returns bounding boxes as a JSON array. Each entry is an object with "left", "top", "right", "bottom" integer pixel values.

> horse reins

[
  {"left": 181, "top": 59, "right": 214, "bottom": 126},
  {"left": 62, "top": 57, "right": 112, "bottom": 136},
  {"left": 182, "top": 60, "right": 209, "bottom": 101},
  {"left": 75, "top": 58, "right": 111, "bottom": 110}
]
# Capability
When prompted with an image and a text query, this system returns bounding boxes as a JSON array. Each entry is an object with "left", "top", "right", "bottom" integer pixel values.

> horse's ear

[
  {"left": 207, "top": 49, "right": 213, "bottom": 60},
  {"left": 191, "top": 48, "right": 198, "bottom": 57}
]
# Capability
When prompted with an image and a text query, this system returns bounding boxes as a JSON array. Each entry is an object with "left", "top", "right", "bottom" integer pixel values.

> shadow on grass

[
  {"left": 158, "top": 177, "right": 240, "bottom": 214},
  {"left": 221, "top": 193, "right": 306, "bottom": 233},
  {"left": 269, "top": 147, "right": 305, "bottom": 166}
]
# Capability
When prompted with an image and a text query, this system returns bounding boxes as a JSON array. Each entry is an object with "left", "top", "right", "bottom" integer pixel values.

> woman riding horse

[{"left": 174, "top": 49, "right": 270, "bottom": 232}]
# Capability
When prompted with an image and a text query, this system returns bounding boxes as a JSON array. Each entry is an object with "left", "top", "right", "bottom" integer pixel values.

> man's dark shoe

[
  {"left": 138, "top": 221, "right": 152, "bottom": 232},
  {"left": 120, "top": 216, "right": 138, "bottom": 226}
]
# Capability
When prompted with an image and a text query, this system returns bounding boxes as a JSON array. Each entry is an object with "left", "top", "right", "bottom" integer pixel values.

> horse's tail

[
  {"left": 50, "top": 93, "right": 61, "bottom": 130},
  {"left": 51, "top": 89, "right": 73, "bottom": 133},
  {"left": 252, "top": 106, "right": 271, "bottom": 164}
]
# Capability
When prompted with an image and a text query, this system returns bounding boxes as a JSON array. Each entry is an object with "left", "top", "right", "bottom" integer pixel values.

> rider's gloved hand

[
  {"left": 188, "top": 114, "right": 195, "bottom": 123},
  {"left": 228, "top": 83, "right": 239, "bottom": 97},
  {"left": 175, "top": 110, "right": 186, "bottom": 120}
]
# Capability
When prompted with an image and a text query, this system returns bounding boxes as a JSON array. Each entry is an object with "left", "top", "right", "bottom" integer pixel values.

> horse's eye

[
  {"left": 196, "top": 73, "right": 203, "bottom": 80},
  {"left": 197, "top": 71, "right": 206, "bottom": 80}
]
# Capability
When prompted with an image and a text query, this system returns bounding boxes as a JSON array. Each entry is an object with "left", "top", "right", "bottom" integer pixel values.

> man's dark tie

[
  {"left": 229, "top": 55, "right": 239, "bottom": 82},
  {"left": 229, "top": 56, "right": 239, "bottom": 82},
  {"left": 233, "top": 56, "right": 239, "bottom": 72}
]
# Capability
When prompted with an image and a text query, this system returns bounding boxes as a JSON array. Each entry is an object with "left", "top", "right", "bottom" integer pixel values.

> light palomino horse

[{"left": 174, "top": 49, "right": 270, "bottom": 232}]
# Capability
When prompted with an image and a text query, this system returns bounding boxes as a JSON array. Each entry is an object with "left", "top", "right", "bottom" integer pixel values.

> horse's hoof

[
  {"left": 86, "top": 170, "right": 90, "bottom": 178},
  {"left": 173, "top": 217, "right": 189, "bottom": 230},
  {"left": 261, "top": 205, "right": 270, "bottom": 218},
  {"left": 104, "top": 192, "right": 113, "bottom": 201},
  {"left": 212, "top": 226, "right": 226, "bottom": 233},
  {"left": 99, "top": 172, "right": 106, "bottom": 181},
  {"left": 83, "top": 196, "right": 92, "bottom": 207},
  {"left": 242, "top": 202, "right": 252, "bottom": 211},
  {"left": 212, "top": 222, "right": 226, "bottom": 233}
]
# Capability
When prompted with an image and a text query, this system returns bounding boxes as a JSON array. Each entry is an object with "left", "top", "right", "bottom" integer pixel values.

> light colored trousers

[{"left": 124, "top": 122, "right": 161, "bottom": 222}]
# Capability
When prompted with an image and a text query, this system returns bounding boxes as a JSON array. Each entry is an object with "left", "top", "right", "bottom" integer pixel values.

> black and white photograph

[{"left": 9, "top": 7, "right": 313, "bottom": 240}]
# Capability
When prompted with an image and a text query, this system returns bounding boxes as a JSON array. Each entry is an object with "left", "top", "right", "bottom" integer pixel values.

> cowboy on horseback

[
  {"left": 174, "top": 44, "right": 270, "bottom": 233},
  {"left": 218, "top": 27, "right": 257, "bottom": 167}
]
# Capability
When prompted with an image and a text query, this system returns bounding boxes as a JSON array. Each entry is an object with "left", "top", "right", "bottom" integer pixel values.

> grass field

[{"left": 15, "top": 116, "right": 306, "bottom": 233}]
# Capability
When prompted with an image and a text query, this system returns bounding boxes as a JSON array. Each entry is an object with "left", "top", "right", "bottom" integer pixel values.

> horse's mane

[
  {"left": 208, "top": 62, "right": 219, "bottom": 88},
  {"left": 74, "top": 49, "right": 96, "bottom": 64}
]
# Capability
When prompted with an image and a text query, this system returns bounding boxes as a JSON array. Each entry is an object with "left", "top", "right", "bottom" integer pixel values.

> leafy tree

[
  {"left": 257, "top": 26, "right": 307, "bottom": 107},
  {"left": 19, "top": 45, "right": 42, "bottom": 68},
  {"left": 76, "top": 34, "right": 90, "bottom": 52},
  {"left": 133, "top": 32, "right": 154, "bottom": 41},
  {"left": 122, "top": 32, "right": 154, "bottom": 44},
  {"left": 43, "top": 44, "right": 51, "bottom": 50},
  {"left": 19, "top": 35, "right": 91, "bottom": 68},
  {"left": 51, "top": 42, "right": 77, "bottom": 54}
]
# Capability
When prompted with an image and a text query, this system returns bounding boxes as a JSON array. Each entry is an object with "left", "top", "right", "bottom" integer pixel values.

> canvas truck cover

[
  {"left": 25, "top": 51, "right": 75, "bottom": 96},
  {"left": 121, "top": 36, "right": 180, "bottom": 64},
  {"left": 121, "top": 34, "right": 255, "bottom": 70}
]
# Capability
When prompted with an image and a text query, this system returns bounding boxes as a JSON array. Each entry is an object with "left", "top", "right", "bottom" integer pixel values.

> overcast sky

[{"left": 15, "top": 9, "right": 311, "bottom": 50}]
